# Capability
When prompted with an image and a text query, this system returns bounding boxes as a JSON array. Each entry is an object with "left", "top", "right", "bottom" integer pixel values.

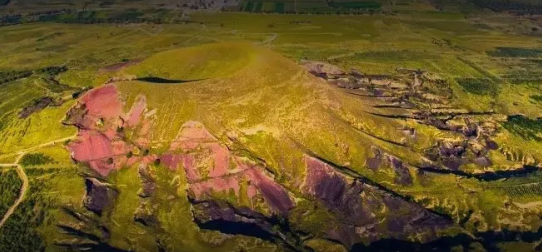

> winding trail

[
  {"left": 0, "top": 135, "right": 75, "bottom": 229},
  {"left": 0, "top": 163, "right": 28, "bottom": 228}
]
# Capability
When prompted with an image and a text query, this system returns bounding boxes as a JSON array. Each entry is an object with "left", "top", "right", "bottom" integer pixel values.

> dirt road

[{"left": 0, "top": 135, "right": 75, "bottom": 229}]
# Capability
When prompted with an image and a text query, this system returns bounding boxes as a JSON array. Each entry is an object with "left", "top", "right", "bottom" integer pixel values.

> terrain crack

[
  {"left": 417, "top": 165, "right": 540, "bottom": 181},
  {"left": 306, "top": 153, "right": 454, "bottom": 222}
]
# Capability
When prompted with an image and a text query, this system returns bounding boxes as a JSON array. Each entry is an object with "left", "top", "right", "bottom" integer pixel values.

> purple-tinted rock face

[
  {"left": 439, "top": 142, "right": 466, "bottom": 157},
  {"left": 175, "top": 122, "right": 297, "bottom": 246},
  {"left": 303, "top": 156, "right": 370, "bottom": 224},
  {"left": 169, "top": 121, "right": 293, "bottom": 216},
  {"left": 150, "top": 121, "right": 451, "bottom": 251},
  {"left": 366, "top": 150, "right": 412, "bottom": 185},
  {"left": 19, "top": 97, "right": 54, "bottom": 119},
  {"left": 427, "top": 117, "right": 450, "bottom": 130},
  {"left": 302, "top": 60, "right": 346, "bottom": 79},
  {"left": 424, "top": 140, "right": 470, "bottom": 171},
  {"left": 474, "top": 156, "right": 492, "bottom": 167},
  {"left": 486, "top": 140, "right": 499, "bottom": 150},
  {"left": 327, "top": 225, "right": 360, "bottom": 249},
  {"left": 83, "top": 178, "right": 118, "bottom": 216},
  {"left": 138, "top": 165, "right": 155, "bottom": 198},
  {"left": 193, "top": 201, "right": 270, "bottom": 228},
  {"left": 388, "top": 156, "right": 413, "bottom": 186},
  {"left": 442, "top": 158, "right": 463, "bottom": 170},
  {"left": 367, "top": 148, "right": 383, "bottom": 171},
  {"left": 303, "top": 155, "right": 451, "bottom": 249},
  {"left": 248, "top": 170, "right": 293, "bottom": 214},
  {"left": 381, "top": 195, "right": 450, "bottom": 238}
]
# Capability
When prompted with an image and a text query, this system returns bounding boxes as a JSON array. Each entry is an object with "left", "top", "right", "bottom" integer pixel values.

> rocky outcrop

[
  {"left": 389, "top": 155, "right": 413, "bottom": 185},
  {"left": 65, "top": 85, "right": 155, "bottom": 176},
  {"left": 301, "top": 60, "right": 346, "bottom": 79},
  {"left": 303, "top": 61, "right": 508, "bottom": 175},
  {"left": 19, "top": 97, "right": 54, "bottom": 119},
  {"left": 303, "top": 156, "right": 451, "bottom": 248},
  {"left": 163, "top": 121, "right": 294, "bottom": 215},
  {"left": 133, "top": 202, "right": 158, "bottom": 227},
  {"left": 83, "top": 178, "right": 118, "bottom": 216},
  {"left": 137, "top": 165, "right": 155, "bottom": 198},
  {"left": 423, "top": 117, "right": 500, "bottom": 171},
  {"left": 191, "top": 201, "right": 276, "bottom": 241},
  {"left": 163, "top": 121, "right": 303, "bottom": 249},
  {"left": 364, "top": 148, "right": 413, "bottom": 185}
]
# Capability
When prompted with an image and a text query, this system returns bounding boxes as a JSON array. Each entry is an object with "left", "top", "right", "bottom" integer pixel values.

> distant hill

[{"left": 431, "top": 0, "right": 542, "bottom": 14}]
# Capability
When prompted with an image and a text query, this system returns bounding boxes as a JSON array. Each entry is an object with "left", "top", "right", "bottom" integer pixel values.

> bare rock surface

[
  {"left": 303, "top": 156, "right": 451, "bottom": 248},
  {"left": 83, "top": 178, "right": 118, "bottom": 215}
]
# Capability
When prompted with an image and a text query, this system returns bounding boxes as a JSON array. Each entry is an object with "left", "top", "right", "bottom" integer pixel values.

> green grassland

[{"left": 0, "top": 3, "right": 542, "bottom": 251}]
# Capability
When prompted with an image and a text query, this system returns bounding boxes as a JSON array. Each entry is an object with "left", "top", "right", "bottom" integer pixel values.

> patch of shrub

[
  {"left": 502, "top": 72, "right": 542, "bottom": 85},
  {"left": 19, "top": 153, "right": 55, "bottom": 167},
  {"left": 0, "top": 169, "right": 22, "bottom": 217},
  {"left": 0, "top": 70, "right": 32, "bottom": 85},
  {"left": 530, "top": 95, "right": 542, "bottom": 102},
  {"left": 0, "top": 175, "right": 51, "bottom": 251},
  {"left": 456, "top": 78, "right": 498, "bottom": 96},
  {"left": 329, "top": 1, "right": 381, "bottom": 9},
  {"left": 502, "top": 115, "right": 542, "bottom": 141},
  {"left": 470, "top": 0, "right": 542, "bottom": 14},
  {"left": 488, "top": 47, "right": 542, "bottom": 58},
  {"left": 0, "top": 14, "right": 21, "bottom": 25},
  {"left": 35, "top": 66, "right": 68, "bottom": 76}
]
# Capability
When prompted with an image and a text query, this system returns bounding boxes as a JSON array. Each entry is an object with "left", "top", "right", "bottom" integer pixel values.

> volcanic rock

[
  {"left": 66, "top": 85, "right": 154, "bottom": 176},
  {"left": 138, "top": 165, "right": 155, "bottom": 198},
  {"left": 83, "top": 178, "right": 118, "bottom": 216},
  {"left": 166, "top": 121, "right": 294, "bottom": 215},
  {"left": 134, "top": 203, "right": 158, "bottom": 227},
  {"left": 302, "top": 60, "right": 345, "bottom": 79},
  {"left": 303, "top": 156, "right": 451, "bottom": 248},
  {"left": 19, "top": 97, "right": 54, "bottom": 119}
]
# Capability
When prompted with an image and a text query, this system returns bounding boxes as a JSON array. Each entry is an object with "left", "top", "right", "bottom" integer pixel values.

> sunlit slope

[
  {"left": 123, "top": 43, "right": 255, "bottom": 80},
  {"left": 116, "top": 43, "right": 425, "bottom": 183},
  {"left": 109, "top": 44, "right": 542, "bottom": 244}
]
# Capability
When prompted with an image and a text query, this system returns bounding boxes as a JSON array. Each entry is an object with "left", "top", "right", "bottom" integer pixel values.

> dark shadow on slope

[
  {"left": 189, "top": 199, "right": 307, "bottom": 252},
  {"left": 350, "top": 225, "right": 542, "bottom": 252},
  {"left": 419, "top": 165, "right": 540, "bottom": 181},
  {"left": 350, "top": 234, "right": 476, "bottom": 252},
  {"left": 196, "top": 219, "right": 277, "bottom": 242},
  {"left": 135, "top": 77, "right": 206, "bottom": 84}
]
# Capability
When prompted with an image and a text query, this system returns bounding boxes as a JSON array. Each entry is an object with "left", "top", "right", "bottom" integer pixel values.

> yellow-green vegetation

[
  {"left": 151, "top": 163, "right": 277, "bottom": 251},
  {"left": 112, "top": 41, "right": 542, "bottom": 250},
  {"left": 1, "top": 2, "right": 542, "bottom": 251},
  {"left": 21, "top": 145, "right": 75, "bottom": 169},
  {"left": 123, "top": 43, "right": 255, "bottom": 80}
]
